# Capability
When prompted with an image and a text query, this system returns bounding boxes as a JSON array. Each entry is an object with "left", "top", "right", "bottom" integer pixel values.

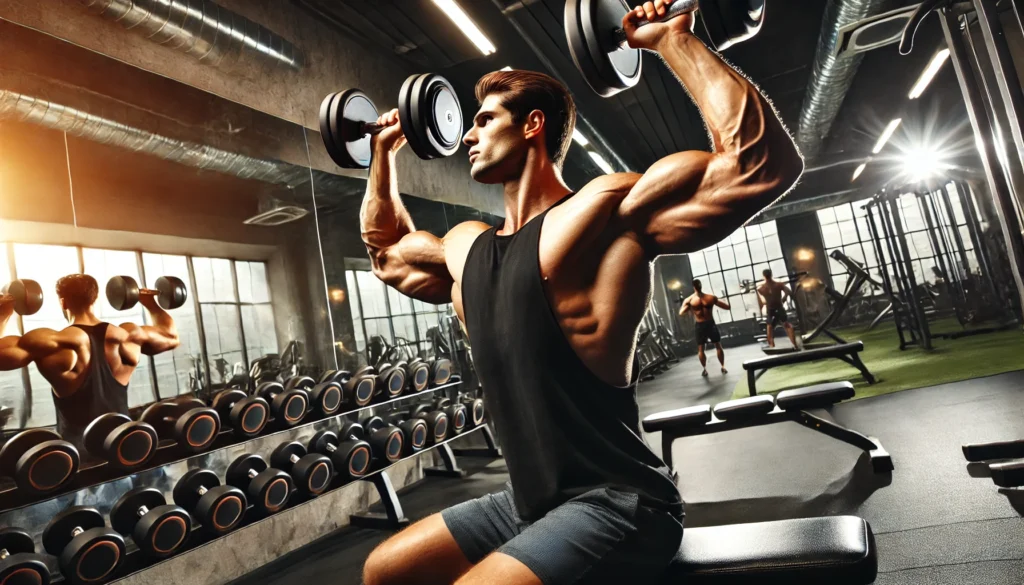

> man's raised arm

[
  {"left": 122, "top": 293, "right": 180, "bottom": 356},
  {"left": 616, "top": 1, "right": 803, "bottom": 257},
  {"left": 360, "top": 109, "right": 454, "bottom": 304}
]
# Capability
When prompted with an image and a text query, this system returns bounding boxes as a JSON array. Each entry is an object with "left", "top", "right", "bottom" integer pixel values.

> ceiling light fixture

[
  {"left": 872, "top": 118, "right": 902, "bottom": 154},
  {"left": 908, "top": 49, "right": 951, "bottom": 99},
  {"left": 432, "top": 0, "right": 496, "bottom": 56},
  {"left": 852, "top": 162, "right": 867, "bottom": 182},
  {"left": 572, "top": 129, "right": 590, "bottom": 146},
  {"left": 589, "top": 151, "right": 614, "bottom": 174}
]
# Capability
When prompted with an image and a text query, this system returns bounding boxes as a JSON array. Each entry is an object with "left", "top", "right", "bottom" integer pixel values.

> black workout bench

[
  {"left": 642, "top": 381, "right": 893, "bottom": 473},
  {"left": 743, "top": 341, "right": 876, "bottom": 396},
  {"left": 642, "top": 382, "right": 885, "bottom": 583}
]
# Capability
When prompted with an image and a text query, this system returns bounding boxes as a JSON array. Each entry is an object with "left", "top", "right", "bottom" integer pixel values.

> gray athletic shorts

[{"left": 441, "top": 483, "right": 683, "bottom": 585}]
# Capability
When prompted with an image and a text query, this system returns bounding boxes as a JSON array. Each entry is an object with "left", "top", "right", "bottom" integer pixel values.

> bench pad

[
  {"left": 743, "top": 342, "right": 865, "bottom": 370},
  {"left": 776, "top": 382, "right": 855, "bottom": 411},
  {"left": 712, "top": 395, "right": 776, "bottom": 421},
  {"left": 642, "top": 404, "right": 712, "bottom": 433}
]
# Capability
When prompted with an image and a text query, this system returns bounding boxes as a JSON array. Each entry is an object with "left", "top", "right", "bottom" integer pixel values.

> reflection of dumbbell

[
  {"left": 385, "top": 412, "right": 428, "bottom": 456},
  {"left": 211, "top": 390, "right": 269, "bottom": 437},
  {"left": 460, "top": 395, "right": 486, "bottom": 428},
  {"left": 140, "top": 398, "right": 220, "bottom": 453},
  {"left": 429, "top": 358, "right": 453, "bottom": 386},
  {"left": 43, "top": 507, "right": 125, "bottom": 585},
  {"left": 0, "top": 428, "right": 80, "bottom": 492},
  {"left": 271, "top": 442, "right": 334, "bottom": 497},
  {"left": 408, "top": 404, "right": 449, "bottom": 445},
  {"left": 308, "top": 427, "right": 372, "bottom": 481},
  {"left": 82, "top": 413, "right": 158, "bottom": 469},
  {"left": 403, "top": 358, "right": 431, "bottom": 393},
  {"left": 285, "top": 375, "right": 342, "bottom": 417},
  {"left": 434, "top": 397, "right": 467, "bottom": 436},
  {"left": 0, "top": 528, "right": 50, "bottom": 585},
  {"left": 172, "top": 469, "right": 247, "bottom": 535},
  {"left": 334, "top": 369, "right": 376, "bottom": 408},
  {"left": 256, "top": 381, "right": 309, "bottom": 427},
  {"left": 226, "top": 454, "right": 293, "bottom": 514},
  {"left": 360, "top": 415, "right": 404, "bottom": 464},
  {"left": 0, "top": 279, "right": 43, "bottom": 316},
  {"left": 374, "top": 363, "right": 406, "bottom": 401},
  {"left": 110, "top": 487, "right": 190, "bottom": 559},
  {"left": 105, "top": 275, "right": 187, "bottom": 311}
]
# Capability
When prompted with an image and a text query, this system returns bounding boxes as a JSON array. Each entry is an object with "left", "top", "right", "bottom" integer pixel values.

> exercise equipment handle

[
  {"left": 359, "top": 122, "right": 387, "bottom": 136},
  {"left": 613, "top": 0, "right": 698, "bottom": 47}
]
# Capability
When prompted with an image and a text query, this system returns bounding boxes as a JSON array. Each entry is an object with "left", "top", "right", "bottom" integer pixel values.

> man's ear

[{"left": 523, "top": 110, "right": 545, "bottom": 141}]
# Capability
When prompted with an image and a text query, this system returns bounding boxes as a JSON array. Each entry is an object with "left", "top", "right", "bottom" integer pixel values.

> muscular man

[
  {"left": 359, "top": 2, "right": 802, "bottom": 583},
  {"left": 679, "top": 279, "right": 730, "bottom": 377},
  {"left": 0, "top": 274, "right": 179, "bottom": 452},
  {"left": 756, "top": 268, "right": 798, "bottom": 349}
]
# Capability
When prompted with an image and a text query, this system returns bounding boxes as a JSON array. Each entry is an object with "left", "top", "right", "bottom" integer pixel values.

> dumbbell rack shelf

[
  {"left": 0, "top": 379, "right": 465, "bottom": 513},
  {"left": 62, "top": 423, "right": 499, "bottom": 585}
]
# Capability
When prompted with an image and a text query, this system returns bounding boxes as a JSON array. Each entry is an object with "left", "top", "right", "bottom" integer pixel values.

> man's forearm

[
  {"left": 361, "top": 147, "right": 416, "bottom": 256},
  {"left": 657, "top": 32, "right": 796, "bottom": 161},
  {"left": 147, "top": 306, "right": 178, "bottom": 339}
]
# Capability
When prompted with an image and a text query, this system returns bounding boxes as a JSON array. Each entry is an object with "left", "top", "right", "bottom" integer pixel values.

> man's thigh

[
  {"left": 495, "top": 488, "right": 683, "bottom": 585},
  {"left": 363, "top": 514, "right": 473, "bottom": 585}
]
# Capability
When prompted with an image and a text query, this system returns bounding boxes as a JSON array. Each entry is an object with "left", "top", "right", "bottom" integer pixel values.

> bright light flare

[
  {"left": 873, "top": 118, "right": 902, "bottom": 154},
  {"left": 899, "top": 148, "right": 952, "bottom": 182}
]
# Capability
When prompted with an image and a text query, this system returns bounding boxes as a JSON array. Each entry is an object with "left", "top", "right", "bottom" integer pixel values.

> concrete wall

[{"left": 0, "top": 0, "right": 503, "bottom": 215}]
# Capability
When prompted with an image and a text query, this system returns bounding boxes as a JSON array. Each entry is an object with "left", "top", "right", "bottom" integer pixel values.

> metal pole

[
  {"left": 889, "top": 197, "right": 933, "bottom": 349},
  {"left": 974, "top": 0, "right": 1024, "bottom": 185},
  {"left": 938, "top": 185, "right": 973, "bottom": 277},
  {"left": 186, "top": 256, "right": 213, "bottom": 394},
  {"left": 941, "top": 8, "right": 1024, "bottom": 314},
  {"left": 230, "top": 262, "right": 249, "bottom": 371}
]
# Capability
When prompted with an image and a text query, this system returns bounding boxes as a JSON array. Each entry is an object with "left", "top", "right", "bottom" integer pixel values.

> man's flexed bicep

[{"left": 367, "top": 230, "right": 454, "bottom": 305}]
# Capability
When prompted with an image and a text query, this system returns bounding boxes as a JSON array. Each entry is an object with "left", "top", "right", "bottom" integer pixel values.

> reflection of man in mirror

[{"left": 0, "top": 274, "right": 179, "bottom": 451}]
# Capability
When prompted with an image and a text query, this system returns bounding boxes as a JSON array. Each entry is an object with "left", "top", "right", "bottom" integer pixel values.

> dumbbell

[
  {"left": 0, "top": 528, "right": 50, "bottom": 585},
  {"left": 319, "top": 73, "right": 463, "bottom": 169},
  {"left": 285, "top": 375, "right": 343, "bottom": 417},
  {"left": 0, "top": 428, "right": 80, "bottom": 493},
  {"left": 373, "top": 363, "right": 406, "bottom": 401},
  {"left": 359, "top": 415, "right": 405, "bottom": 464},
  {"left": 564, "top": 0, "right": 764, "bottom": 97},
  {"left": 335, "top": 368, "right": 376, "bottom": 408},
  {"left": 226, "top": 454, "right": 293, "bottom": 514},
  {"left": 0, "top": 279, "right": 43, "bottom": 316},
  {"left": 42, "top": 507, "right": 125, "bottom": 585},
  {"left": 139, "top": 398, "right": 220, "bottom": 453},
  {"left": 109, "top": 487, "right": 190, "bottom": 559},
  {"left": 429, "top": 358, "right": 453, "bottom": 387},
  {"left": 385, "top": 412, "right": 429, "bottom": 456},
  {"left": 308, "top": 427, "right": 373, "bottom": 481},
  {"left": 255, "top": 381, "right": 309, "bottom": 428},
  {"left": 271, "top": 442, "right": 334, "bottom": 497},
  {"left": 172, "top": 469, "right": 247, "bottom": 535},
  {"left": 461, "top": 395, "right": 486, "bottom": 428},
  {"left": 211, "top": 389, "right": 270, "bottom": 437},
  {"left": 434, "top": 397, "right": 468, "bottom": 436},
  {"left": 81, "top": 413, "right": 158, "bottom": 469},
  {"left": 408, "top": 403, "right": 449, "bottom": 445},
  {"left": 105, "top": 275, "right": 187, "bottom": 311},
  {"left": 402, "top": 358, "right": 431, "bottom": 393}
]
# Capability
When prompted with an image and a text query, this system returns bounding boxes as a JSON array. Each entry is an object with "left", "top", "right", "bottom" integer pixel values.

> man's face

[{"left": 463, "top": 94, "right": 528, "bottom": 184}]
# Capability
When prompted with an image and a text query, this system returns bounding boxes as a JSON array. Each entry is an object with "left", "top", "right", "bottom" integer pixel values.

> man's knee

[{"left": 363, "top": 539, "right": 402, "bottom": 585}]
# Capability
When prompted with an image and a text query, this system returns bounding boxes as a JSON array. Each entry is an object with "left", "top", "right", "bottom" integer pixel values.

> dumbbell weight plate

[
  {"left": 1, "top": 279, "right": 43, "bottom": 316},
  {"left": 212, "top": 390, "right": 269, "bottom": 437},
  {"left": 412, "top": 74, "right": 463, "bottom": 159},
  {"left": 173, "top": 469, "right": 247, "bottom": 535},
  {"left": 398, "top": 73, "right": 431, "bottom": 160},
  {"left": 105, "top": 276, "right": 141, "bottom": 312},
  {"left": 154, "top": 276, "right": 187, "bottom": 310},
  {"left": 583, "top": 0, "right": 643, "bottom": 97},
  {"left": 332, "top": 89, "right": 379, "bottom": 169},
  {"left": 409, "top": 362, "right": 430, "bottom": 392},
  {"left": 700, "top": 0, "right": 765, "bottom": 52},
  {"left": 284, "top": 376, "right": 316, "bottom": 392},
  {"left": 318, "top": 92, "right": 347, "bottom": 168},
  {"left": 0, "top": 528, "right": 50, "bottom": 585},
  {"left": 0, "top": 429, "right": 80, "bottom": 493},
  {"left": 310, "top": 382, "right": 343, "bottom": 416},
  {"left": 272, "top": 442, "right": 333, "bottom": 496},
  {"left": 173, "top": 407, "right": 220, "bottom": 453},
  {"left": 227, "top": 455, "right": 292, "bottom": 514},
  {"left": 110, "top": 487, "right": 190, "bottom": 558},
  {"left": 83, "top": 413, "right": 157, "bottom": 468},
  {"left": 43, "top": 507, "right": 125, "bottom": 585}
]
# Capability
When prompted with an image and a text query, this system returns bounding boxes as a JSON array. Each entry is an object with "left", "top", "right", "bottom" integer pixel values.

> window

[
  {"left": 193, "top": 257, "right": 245, "bottom": 386},
  {"left": 345, "top": 268, "right": 449, "bottom": 360},
  {"left": 236, "top": 261, "right": 277, "bottom": 365},
  {"left": 818, "top": 199, "right": 885, "bottom": 293},
  {"left": 143, "top": 253, "right": 202, "bottom": 396},
  {"left": 686, "top": 221, "right": 788, "bottom": 324}
]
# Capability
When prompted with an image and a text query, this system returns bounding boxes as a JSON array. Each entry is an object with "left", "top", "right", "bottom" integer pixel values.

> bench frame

[
  {"left": 660, "top": 407, "right": 894, "bottom": 474},
  {"left": 745, "top": 347, "right": 876, "bottom": 397}
]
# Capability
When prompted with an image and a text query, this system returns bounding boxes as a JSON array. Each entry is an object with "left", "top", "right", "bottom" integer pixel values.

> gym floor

[{"left": 232, "top": 344, "right": 1024, "bottom": 585}]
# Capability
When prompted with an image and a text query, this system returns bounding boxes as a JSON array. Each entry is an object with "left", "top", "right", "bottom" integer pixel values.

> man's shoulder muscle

[{"left": 443, "top": 221, "right": 491, "bottom": 283}]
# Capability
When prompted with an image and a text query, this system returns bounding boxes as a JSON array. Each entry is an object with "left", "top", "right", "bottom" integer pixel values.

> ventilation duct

[
  {"left": 796, "top": 0, "right": 889, "bottom": 162},
  {"left": 0, "top": 89, "right": 359, "bottom": 196},
  {"left": 78, "top": 0, "right": 304, "bottom": 70}
]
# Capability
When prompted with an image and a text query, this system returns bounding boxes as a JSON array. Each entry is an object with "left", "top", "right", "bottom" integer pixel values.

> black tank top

[
  {"left": 52, "top": 323, "right": 130, "bottom": 453},
  {"left": 461, "top": 200, "right": 682, "bottom": 521}
]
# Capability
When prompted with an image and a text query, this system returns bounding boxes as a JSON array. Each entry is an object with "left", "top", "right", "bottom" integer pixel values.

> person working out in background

[
  {"left": 357, "top": 1, "right": 802, "bottom": 583},
  {"left": 679, "top": 279, "right": 730, "bottom": 377},
  {"left": 0, "top": 274, "right": 179, "bottom": 452},
  {"left": 757, "top": 268, "right": 799, "bottom": 349}
]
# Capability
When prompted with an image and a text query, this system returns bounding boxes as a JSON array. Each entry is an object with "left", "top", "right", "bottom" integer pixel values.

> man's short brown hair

[
  {"left": 56, "top": 274, "right": 99, "bottom": 313},
  {"left": 475, "top": 70, "right": 577, "bottom": 168}
]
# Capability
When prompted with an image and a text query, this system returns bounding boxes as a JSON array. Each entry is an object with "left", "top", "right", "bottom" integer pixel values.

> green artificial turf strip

[{"left": 732, "top": 320, "right": 1024, "bottom": 400}]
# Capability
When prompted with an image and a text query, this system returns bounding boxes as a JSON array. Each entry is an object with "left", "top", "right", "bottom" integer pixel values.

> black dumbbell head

[
  {"left": 449, "top": 403, "right": 468, "bottom": 435},
  {"left": 361, "top": 416, "right": 385, "bottom": 433},
  {"left": 43, "top": 507, "right": 125, "bottom": 585},
  {"left": 174, "top": 469, "right": 247, "bottom": 535},
  {"left": 110, "top": 487, "right": 190, "bottom": 558},
  {"left": 174, "top": 407, "right": 220, "bottom": 452},
  {"left": 284, "top": 376, "right": 316, "bottom": 392},
  {"left": 344, "top": 373, "right": 375, "bottom": 407},
  {"left": 0, "top": 429, "right": 80, "bottom": 493},
  {"left": 430, "top": 359, "right": 452, "bottom": 386},
  {"left": 2, "top": 279, "right": 43, "bottom": 316},
  {"left": 310, "top": 382, "right": 343, "bottom": 416},
  {"left": 154, "top": 276, "right": 188, "bottom": 310},
  {"left": 273, "top": 443, "right": 332, "bottom": 495},
  {"left": 213, "top": 390, "right": 269, "bottom": 437},
  {"left": 0, "top": 527, "right": 50, "bottom": 585},
  {"left": 463, "top": 397, "right": 486, "bottom": 427},
  {"left": 227, "top": 454, "right": 292, "bottom": 513},
  {"left": 105, "top": 276, "right": 140, "bottom": 312},
  {"left": 422, "top": 410, "right": 449, "bottom": 444},
  {"left": 259, "top": 382, "right": 309, "bottom": 426},
  {"left": 398, "top": 418, "right": 428, "bottom": 455},
  {"left": 407, "top": 361, "right": 430, "bottom": 392}
]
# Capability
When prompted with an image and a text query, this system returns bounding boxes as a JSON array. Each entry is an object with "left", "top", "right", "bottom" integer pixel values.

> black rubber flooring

[{"left": 233, "top": 345, "right": 1024, "bottom": 585}]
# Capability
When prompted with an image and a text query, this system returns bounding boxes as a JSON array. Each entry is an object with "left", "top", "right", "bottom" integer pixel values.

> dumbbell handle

[
  {"left": 137, "top": 506, "right": 151, "bottom": 518},
  {"left": 197, "top": 486, "right": 208, "bottom": 496},
  {"left": 612, "top": 0, "right": 697, "bottom": 48},
  {"left": 359, "top": 122, "right": 386, "bottom": 136},
  {"left": 71, "top": 527, "right": 84, "bottom": 537},
  {"left": 0, "top": 549, "right": 9, "bottom": 560}
]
